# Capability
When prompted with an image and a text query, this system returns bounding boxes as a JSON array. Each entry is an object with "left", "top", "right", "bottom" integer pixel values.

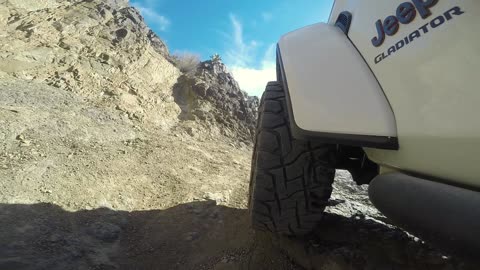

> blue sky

[{"left": 131, "top": 0, "right": 334, "bottom": 96}]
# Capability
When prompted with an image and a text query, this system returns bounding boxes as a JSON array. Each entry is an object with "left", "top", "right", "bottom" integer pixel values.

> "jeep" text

[
  {"left": 373, "top": 6, "right": 464, "bottom": 64},
  {"left": 371, "top": 0, "right": 439, "bottom": 47}
]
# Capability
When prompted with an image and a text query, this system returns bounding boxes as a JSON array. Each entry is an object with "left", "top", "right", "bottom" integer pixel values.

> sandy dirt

[{"left": 0, "top": 77, "right": 298, "bottom": 270}]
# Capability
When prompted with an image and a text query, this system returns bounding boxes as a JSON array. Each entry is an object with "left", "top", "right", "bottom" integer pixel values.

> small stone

[
  {"left": 327, "top": 199, "right": 346, "bottom": 207},
  {"left": 209, "top": 211, "right": 219, "bottom": 219},
  {"left": 88, "top": 222, "right": 121, "bottom": 242},
  {"left": 16, "top": 134, "right": 24, "bottom": 141},
  {"left": 164, "top": 96, "right": 174, "bottom": 103},
  {"left": 185, "top": 232, "right": 199, "bottom": 241},
  {"left": 192, "top": 208, "right": 202, "bottom": 214},
  {"left": 186, "top": 127, "right": 195, "bottom": 137},
  {"left": 203, "top": 192, "right": 224, "bottom": 203},
  {"left": 20, "top": 140, "right": 31, "bottom": 146}
]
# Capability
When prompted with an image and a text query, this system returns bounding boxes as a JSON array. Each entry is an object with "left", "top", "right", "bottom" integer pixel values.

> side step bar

[{"left": 369, "top": 173, "right": 480, "bottom": 257}]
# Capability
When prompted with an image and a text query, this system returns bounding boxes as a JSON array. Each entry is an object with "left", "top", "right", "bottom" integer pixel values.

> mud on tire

[{"left": 249, "top": 81, "right": 336, "bottom": 236}]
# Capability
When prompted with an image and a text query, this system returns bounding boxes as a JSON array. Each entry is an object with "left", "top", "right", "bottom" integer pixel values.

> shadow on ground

[
  {"left": 278, "top": 213, "right": 478, "bottom": 270},
  {"left": 0, "top": 202, "right": 477, "bottom": 270},
  {"left": 0, "top": 202, "right": 296, "bottom": 270}
]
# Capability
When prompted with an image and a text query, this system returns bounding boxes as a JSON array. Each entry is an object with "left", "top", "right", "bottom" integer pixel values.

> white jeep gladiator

[{"left": 249, "top": 0, "right": 479, "bottom": 256}]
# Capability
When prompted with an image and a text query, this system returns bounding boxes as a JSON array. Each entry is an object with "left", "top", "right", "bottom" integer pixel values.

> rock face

[
  {"left": 173, "top": 60, "right": 259, "bottom": 142},
  {"left": 0, "top": 0, "right": 258, "bottom": 140}
]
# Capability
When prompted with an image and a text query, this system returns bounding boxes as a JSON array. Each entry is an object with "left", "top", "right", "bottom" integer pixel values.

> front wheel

[{"left": 249, "top": 81, "right": 336, "bottom": 236}]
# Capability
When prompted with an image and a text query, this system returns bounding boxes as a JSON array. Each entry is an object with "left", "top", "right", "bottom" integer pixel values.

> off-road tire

[{"left": 249, "top": 81, "right": 336, "bottom": 236}]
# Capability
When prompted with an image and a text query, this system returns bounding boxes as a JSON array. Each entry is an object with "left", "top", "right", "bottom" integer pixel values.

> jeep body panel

[
  {"left": 279, "top": 0, "right": 480, "bottom": 188},
  {"left": 277, "top": 23, "right": 397, "bottom": 145},
  {"left": 328, "top": 0, "right": 479, "bottom": 188}
]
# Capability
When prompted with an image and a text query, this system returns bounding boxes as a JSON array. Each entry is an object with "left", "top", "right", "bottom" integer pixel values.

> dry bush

[
  {"left": 210, "top": 53, "right": 222, "bottom": 63},
  {"left": 173, "top": 52, "right": 201, "bottom": 74}
]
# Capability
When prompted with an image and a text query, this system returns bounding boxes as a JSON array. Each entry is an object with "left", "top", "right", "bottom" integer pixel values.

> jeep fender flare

[{"left": 277, "top": 23, "right": 399, "bottom": 150}]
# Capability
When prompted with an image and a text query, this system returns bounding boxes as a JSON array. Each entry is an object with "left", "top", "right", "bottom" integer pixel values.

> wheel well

[
  {"left": 276, "top": 54, "right": 379, "bottom": 185},
  {"left": 335, "top": 146, "right": 378, "bottom": 185}
]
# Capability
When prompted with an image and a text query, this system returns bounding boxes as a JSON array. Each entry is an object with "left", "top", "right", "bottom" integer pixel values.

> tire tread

[{"left": 249, "top": 81, "right": 335, "bottom": 236}]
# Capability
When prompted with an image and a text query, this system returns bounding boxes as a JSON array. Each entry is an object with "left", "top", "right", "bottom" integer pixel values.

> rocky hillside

[{"left": 0, "top": 0, "right": 258, "bottom": 142}]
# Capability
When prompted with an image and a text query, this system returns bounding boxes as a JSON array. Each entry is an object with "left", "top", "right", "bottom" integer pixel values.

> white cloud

[
  {"left": 131, "top": 2, "right": 170, "bottom": 31},
  {"left": 224, "top": 15, "right": 276, "bottom": 97},
  {"left": 224, "top": 14, "right": 258, "bottom": 67},
  {"left": 261, "top": 12, "right": 273, "bottom": 22},
  {"left": 230, "top": 63, "right": 276, "bottom": 97}
]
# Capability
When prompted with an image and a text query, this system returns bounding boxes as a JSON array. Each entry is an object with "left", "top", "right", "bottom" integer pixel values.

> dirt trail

[
  {"left": 0, "top": 77, "right": 297, "bottom": 270},
  {"left": 1, "top": 77, "right": 478, "bottom": 270}
]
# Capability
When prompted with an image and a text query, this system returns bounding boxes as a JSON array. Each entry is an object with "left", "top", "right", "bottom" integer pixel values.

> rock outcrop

[
  {"left": 173, "top": 60, "right": 259, "bottom": 143},
  {"left": 0, "top": 0, "right": 258, "bottom": 141}
]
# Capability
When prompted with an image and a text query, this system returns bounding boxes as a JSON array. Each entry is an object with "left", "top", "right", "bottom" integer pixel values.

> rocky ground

[{"left": 0, "top": 0, "right": 478, "bottom": 269}]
